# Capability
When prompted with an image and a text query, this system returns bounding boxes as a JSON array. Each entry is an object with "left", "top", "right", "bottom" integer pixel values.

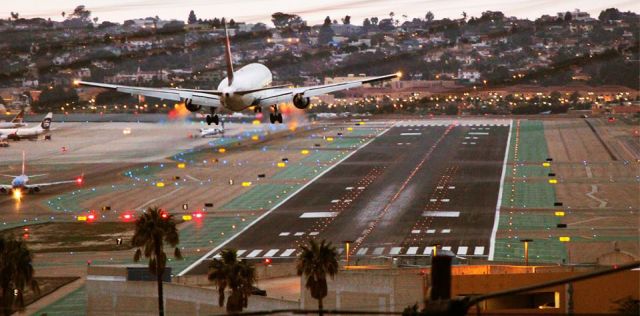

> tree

[
  {"left": 33, "top": 86, "right": 78, "bottom": 113},
  {"left": 425, "top": 11, "right": 434, "bottom": 22},
  {"left": 132, "top": 208, "right": 182, "bottom": 316},
  {"left": 271, "top": 12, "right": 303, "bottom": 30},
  {"left": 564, "top": 11, "right": 572, "bottom": 22},
  {"left": 296, "top": 239, "right": 339, "bottom": 315},
  {"left": 9, "top": 12, "right": 19, "bottom": 20},
  {"left": 342, "top": 15, "right": 351, "bottom": 25},
  {"left": 0, "top": 236, "right": 39, "bottom": 316},
  {"left": 462, "top": 11, "right": 467, "bottom": 21},
  {"left": 318, "top": 16, "right": 335, "bottom": 45},
  {"left": 445, "top": 104, "right": 459, "bottom": 115},
  {"left": 69, "top": 5, "right": 91, "bottom": 22},
  {"left": 208, "top": 249, "right": 256, "bottom": 313},
  {"left": 187, "top": 10, "right": 197, "bottom": 24},
  {"left": 598, "top": 8, "right": 621, "bottom": 22},
  {"left": 371, "top": 17, "right": 379, "bottom": 25},
  {"left": 362, "top": 18, "right": 372, "bottom": 32}
]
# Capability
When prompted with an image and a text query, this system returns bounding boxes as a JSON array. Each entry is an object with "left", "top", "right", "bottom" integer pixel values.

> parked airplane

[
  {"left": 199, "top": 127, "right": 225, "bottom": 138},
  {"left": 0, "top": 112, "right": 52, "bottom": 140},
  {"left": 0, "top": 109, "right": 26, "bottom": 128},
  {"left": 76, "top": 21, "right": 399, "bottom": 125},
  {"left": 0, "top": 152, "right": 83, "bottom": 198}
]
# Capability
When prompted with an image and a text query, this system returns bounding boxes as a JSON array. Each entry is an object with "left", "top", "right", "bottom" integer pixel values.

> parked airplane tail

[
  {"left": 223, "top": 19, "right": 234, "bottom": 86},
  {"left": 40, "top": 112, "right": 52, "bottom": 130}
]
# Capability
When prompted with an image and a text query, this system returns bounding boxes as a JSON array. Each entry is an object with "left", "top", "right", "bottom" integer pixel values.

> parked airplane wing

[{"left": 74, "top": 81, "right": 222, "bottom": 108}]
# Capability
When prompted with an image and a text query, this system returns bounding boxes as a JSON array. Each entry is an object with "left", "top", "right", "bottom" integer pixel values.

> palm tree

[
  {"left": 296, "top": 239, "right": 339, "bottom": 315},
  {"left": 208, "top": 249, "right": 256, "bottom": 313},
  {"left": 132, "top": 207, "right": 182, "bottom": 316},
  {"left": 0, "top": 236, "right": 39, "bottom": 316}
]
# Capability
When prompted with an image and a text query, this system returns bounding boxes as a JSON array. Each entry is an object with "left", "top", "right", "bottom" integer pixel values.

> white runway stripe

[
  {"left": 411, "top": 230, "right": 421, "bottom": 234},
  {"left": 300, "top": 212, "right": 337, "bottom": 218},
  {"left": 426, "top": 229, "right": 436, "bottom": 234},
  {"left": 309, "top": 232, "right": 319, "bottom": 236},
  {"left": 294, "top": 232, "right": 305, "bottom": 236},
  {"left": 389, "top": 247, "right": 402, "bottom": 255},
  {"left": 442, "top": 246, "right": 452, "bottom": 252},
  {"left": 264, "top": 249, "right": 279, "bottom": 257},
  {"left": 281, "top": 249, "right": 296, "bottom": 257},
  {"left": 401, "top": 132, "right": 422, "bottom": 136},
  {"left": 457, "top": 246, "right": 468, "bottom": 255},
  {"left": 237, "top": 250, "right": 247, "bottom": 256},
  {"left": 423, "top": 211, "right": 460, "bottom": 217},
  {"left": 442, "top": 229, "right": 451, "bottom": 233},
  {"left": 356, "top": 248, "right": 368, "bottom": 256},
  {"left": 373, "top": 247, "right": 385, "bottom": 255},
  {"left": 474, "top": 246, "right": 485, "bottom": 255},
  {"left": 279, "top": 232, "right": 290, "bottom": 236},
  {"left": 407, "top": 247, "right": 419, "bottom": 255},
  {"left": 246, "top": 249, "right": 263, "bottom": 258},
  {"left": 423, "top": 247, "right": 434, "bottom": 255}
]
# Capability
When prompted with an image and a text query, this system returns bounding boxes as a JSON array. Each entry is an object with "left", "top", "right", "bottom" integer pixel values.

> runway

[{"left": 182, "top": 120, "right": 512, "bottom": 275}]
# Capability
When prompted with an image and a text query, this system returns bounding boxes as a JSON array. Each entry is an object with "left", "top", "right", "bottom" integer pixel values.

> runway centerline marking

[
  {"left": 422, "top": 211, "right": 460, "bottom": 217},
  {"left": 299, "top": 212, "right": 338, "bottom": 218},
  {"left": 401, "top": 133, "right": 422, "bottom": 136}
]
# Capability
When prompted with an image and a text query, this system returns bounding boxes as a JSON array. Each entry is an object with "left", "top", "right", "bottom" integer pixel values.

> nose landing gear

[{"left": 206, "top": 114, "right": 219, "bottom": 125}]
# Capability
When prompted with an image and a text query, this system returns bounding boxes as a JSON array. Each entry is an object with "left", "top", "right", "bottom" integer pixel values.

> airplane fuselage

[
  {"left": 11, "top": 175, "right": 28, "bottom": 188},
  {"left": 217, "top": 63, "right": 272, "bottom": 111}
]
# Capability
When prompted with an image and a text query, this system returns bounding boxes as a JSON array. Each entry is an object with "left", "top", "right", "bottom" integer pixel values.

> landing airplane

[
  {"left": 0, "top": 109, "right": 26, "bottom": 128},
  {"left": 76, "top": 21, "right": 399, "bottom": 125},
  {"left": 0, "top": 152, "right": 83, "bottom": 198},
  {"left": 199, "top": 126, "right": 225, "bottom": 138},
  {"left": 0, "top": 112, "right": 52, "bottom": 140}
]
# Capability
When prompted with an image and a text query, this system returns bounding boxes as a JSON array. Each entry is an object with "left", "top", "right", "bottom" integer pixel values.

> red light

[
  {"left": 87, "top": 214, "right": 96, "bottom": 221},
  {"left": 264, "top": 258, "right": 272, "bottom": 265},
  {"left": 23, "top": 227, "right": 29, "bottom": 232},
  {"left": 76, "top": 177, "right": 83, "bottom": 185},
  {"left": 161, "top": 212, "right": 169, "bottom": 219},
  {"left": 194, "top": 212, "right": 203, "bottom": 219}
]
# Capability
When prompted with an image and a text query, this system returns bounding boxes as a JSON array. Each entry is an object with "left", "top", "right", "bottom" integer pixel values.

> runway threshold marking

[
  {"left": 179, "top": 126, "right": 393, "bottom": 276},
  {"left": 488, "top": 120, "right": 513, "bottom": 261}
]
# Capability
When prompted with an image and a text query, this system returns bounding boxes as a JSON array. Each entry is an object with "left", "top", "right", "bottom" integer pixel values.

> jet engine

[
  {"left": 0, "top": 187, "right": 6, "bottom": 194},
  {"left": 293, "top": 93, "right": 310, "bottom": 109},
  {"left": 185, "top": 98, "right": 201, "bottom": 112}
]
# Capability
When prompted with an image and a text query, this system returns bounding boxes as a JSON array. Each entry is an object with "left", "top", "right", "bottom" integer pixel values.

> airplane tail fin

[
  {"left": 11, "top": 109, "right": 25, "bottom": 123},
  {"left": 21, "top": 151, "right": 25, "bottom": 175},
  {"left": 40, "top": 112, "right": 52, "bottom": 130},
  {"left": 223, "top": 18, "right": 234, "bottom": 86}
]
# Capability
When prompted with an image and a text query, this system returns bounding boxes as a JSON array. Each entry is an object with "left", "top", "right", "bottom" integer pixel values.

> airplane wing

[
  {"left": 25, "top": 179, "right": 79, "bottom": 189},
  {"left": 0, "top": 184, "right": 11, "bottom": 190},
  {"left": 75, "top": 81, "right": 222, "bottom": 108},
  {"left": 253, "top": 73, "right": 399, "bottom": 106}
]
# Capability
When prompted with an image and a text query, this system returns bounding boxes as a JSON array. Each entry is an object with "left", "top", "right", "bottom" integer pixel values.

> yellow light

[
  {"left": 548, "top": 179, "right": 557, "bottom": 184},
  {"left": 241, "top": 182, "right": 252, "bottom": 187},
  {"left": 218, "top": 148, "right": 226, "bottom": 153},
  {"left": 12, "top": 189, "right": 22, "bottom": 201},
  {"left": 326, "top": 137, "right": 334, "bottom": 142},
  {"left": 251, "top": 135, "right": 259, "bottom": 141},
  {"left": 177, "top": 163, "right": 186, "bottom": 169},
  {"left": 542, "top": 162, "right": 551, "bottom": 167},
  {"left": 301, "top": 149, "right": 309, "bottom": 155},
  {"left": 182, "top": 215, "right": 192, "bottom": 221},
  {"left": 555, "top": 211, "right": 565, "bottom": 217},
  {"left": 72, "top": 79, "right": 80, "bottom": 86},
  {"left": 395, "top": 71, "right": 403, "bottom": 78},
  {"left": 347, "top": 127, "right": 353, "bottom": 131},
  {"left": 156, "top": 182, "right": 165, "bottom": 187},
  {"left": 252, "top": 120, "right": 261, "bottom": 125},
  {"left": 77, "top": 216, "right": 87, "bottom": 221},
  {"left": 559, "top": 236, "right": 570, "bottom": 242},
  {"left": 277, "top": 162, "right": 286, "bottom": 168}
]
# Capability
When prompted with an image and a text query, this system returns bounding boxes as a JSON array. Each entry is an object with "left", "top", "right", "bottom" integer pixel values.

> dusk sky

[{"left": 4, "top": 0, "right": 639, "bottom": 25}]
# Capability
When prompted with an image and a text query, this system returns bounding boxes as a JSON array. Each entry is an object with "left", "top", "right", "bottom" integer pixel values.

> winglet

[
  {"left": 223, "top": 18, "right": 234, "bottom": 86},
  {"left": 21, "top": 151, "right": 25, "bottom": 175}
]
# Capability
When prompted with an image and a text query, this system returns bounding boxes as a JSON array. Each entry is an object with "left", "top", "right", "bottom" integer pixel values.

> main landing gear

[
  {"left": 269, "top": 105, "right": 283, "bottom": 124},
  {"left": 206, "top": 108, "right": 219, "bottom": 125}
]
